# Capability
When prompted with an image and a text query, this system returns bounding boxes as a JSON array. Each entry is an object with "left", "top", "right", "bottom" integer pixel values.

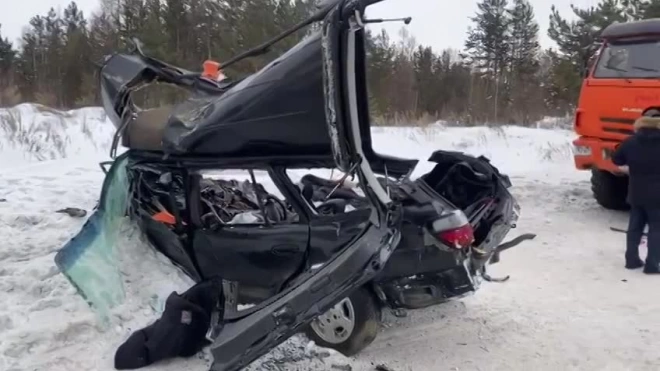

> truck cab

[{"left": 573, "top": 18, "right": 660, "bottom": 210}]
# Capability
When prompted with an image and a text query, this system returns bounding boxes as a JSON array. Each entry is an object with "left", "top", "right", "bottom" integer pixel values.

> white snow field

[{"left": 0, "top": 105, "right": 657, "bottom": 371}]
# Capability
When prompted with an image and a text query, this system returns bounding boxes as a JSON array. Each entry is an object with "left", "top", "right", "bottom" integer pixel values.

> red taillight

[{"left": 437, "top": 224, "right": 475, "bottom": 249}]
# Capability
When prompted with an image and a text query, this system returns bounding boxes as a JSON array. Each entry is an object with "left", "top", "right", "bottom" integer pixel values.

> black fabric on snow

[
  {"left": 612, "top": 120, "right": 660, "bottom": 208},
  {"left": 114, "top": 279, "right": 224, "bottom": 370}
]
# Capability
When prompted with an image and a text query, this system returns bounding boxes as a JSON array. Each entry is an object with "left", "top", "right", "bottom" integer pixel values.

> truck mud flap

[{"left": 54, "top": 153, "right": 130, "bottom": 325}]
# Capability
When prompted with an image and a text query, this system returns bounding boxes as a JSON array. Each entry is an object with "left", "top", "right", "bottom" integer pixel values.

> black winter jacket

[{"left": 612, "top": 122, "right": 660, "bottom": 207}]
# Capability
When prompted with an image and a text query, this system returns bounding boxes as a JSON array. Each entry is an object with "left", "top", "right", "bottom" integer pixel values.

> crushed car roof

[{"left": 155, "top": 30, "right": 417, "bottom": 176}]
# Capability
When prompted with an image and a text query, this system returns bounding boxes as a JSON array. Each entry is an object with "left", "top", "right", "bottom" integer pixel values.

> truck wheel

[
  {"left": 591, "top": 169, "right": 629, "bottom": 210},
  {"left": 305, "top": 287, "right": 381, "bottom": 356}
]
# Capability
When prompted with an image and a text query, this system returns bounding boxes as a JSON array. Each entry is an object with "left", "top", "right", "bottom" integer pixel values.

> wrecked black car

[{"left": 54, "top": 0, "right": 534, "bottom": 369}]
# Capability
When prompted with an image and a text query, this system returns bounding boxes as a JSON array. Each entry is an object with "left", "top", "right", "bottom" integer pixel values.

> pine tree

[
  {"left": 0, "top": 24, "right": 17, "bottom": 105},
  {"left": 464, "top": 0, "right": 510, "bottom": 78},
  {"left": 164, "top": 0, "right": 189, "bottom": 63},
  {"left": 639, "top": 0, "right": 660, "bottom": 18},
  {"left": 508, "top": 0, "right": 539, "bottom": 75},
  {"left": 44, "top": 8, "right": 65, "bottom": 106},
  {"left": 464, "top": 0, "right": 510, "bottom": 121},
  {"left": 413, "top": 46, "right": 437, "bottom": 115},
  {"left": 62, "top": 2, "right": 89, "bottom": 107},
  {"left": 365, "top": 29, "right": 396, "bottom": 118},
  {"left": 507, "top": 0, "right": 540, "bottom": 124},
  {"left": 0, "top": 25, "right": 16, "bottom": 87},
  {"left": 545, "top": 50, "right": 583, "bottom": 114}
]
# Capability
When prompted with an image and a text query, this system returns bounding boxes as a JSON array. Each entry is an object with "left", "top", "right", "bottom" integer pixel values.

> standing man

[{"left": 612, "top": 115, "right": 660, "bottom": 274}]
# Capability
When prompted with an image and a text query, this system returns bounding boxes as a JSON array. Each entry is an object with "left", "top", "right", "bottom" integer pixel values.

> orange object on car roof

[{"left": 202, "top": 60, "right": 226, "bottom": 81}]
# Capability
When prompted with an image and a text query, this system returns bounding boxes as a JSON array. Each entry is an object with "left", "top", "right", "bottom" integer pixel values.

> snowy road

[{"left": 2, "top": 107, "right": 659, "bottom": 371}]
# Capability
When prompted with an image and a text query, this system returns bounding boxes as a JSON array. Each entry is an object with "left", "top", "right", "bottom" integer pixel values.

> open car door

[{"left": 322, "top": 0, "right": 395, "bottom": 224}]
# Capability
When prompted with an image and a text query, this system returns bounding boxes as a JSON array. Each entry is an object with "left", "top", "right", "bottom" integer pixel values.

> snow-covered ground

[{"left": 1, "top": 105, "right": 655, "bottom": 371}]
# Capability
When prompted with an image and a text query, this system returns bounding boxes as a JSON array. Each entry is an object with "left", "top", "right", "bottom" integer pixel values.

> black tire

[
  {"left": 305, "top": 286, "right": 381, "bottom": 356},
  {"left": 591, "top": 168, "right": 629, "bottom": 211}
]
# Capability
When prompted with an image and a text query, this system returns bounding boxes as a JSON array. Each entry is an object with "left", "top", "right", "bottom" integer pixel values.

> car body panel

[
  {"left": 192, "top": 224, "right": 309, "bottom": 291},
  {"left": 161, "top": 31, "right": 330, "bottom": 157},
  {"left": 308, "top": 209, "right": 373, "bottom": 266}
]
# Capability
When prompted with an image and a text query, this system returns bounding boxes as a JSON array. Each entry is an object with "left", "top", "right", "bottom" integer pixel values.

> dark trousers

[{"left": 627, "top": 205, "right": 660, "bottom": 266}]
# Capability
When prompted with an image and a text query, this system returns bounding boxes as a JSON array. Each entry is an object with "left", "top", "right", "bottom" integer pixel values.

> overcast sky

[{"left": 2, "top": 0, "right": 601, "bottom": 51}]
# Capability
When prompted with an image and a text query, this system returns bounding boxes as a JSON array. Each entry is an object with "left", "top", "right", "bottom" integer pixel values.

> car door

[
  {"left": 193, "top": 223, "right": 310, "bottom": 297},
  {"left": 188, "top": 167, "right": 310, "bottom": 301}
]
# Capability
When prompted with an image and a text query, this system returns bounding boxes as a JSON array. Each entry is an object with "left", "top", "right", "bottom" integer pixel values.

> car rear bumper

[{"left": 572, "top": 136, "right": 623, "bottom": 173}]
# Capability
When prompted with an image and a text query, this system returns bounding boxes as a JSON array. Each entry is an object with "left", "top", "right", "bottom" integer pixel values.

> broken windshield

[{"left": 594, "top": 39, "right": 660, "bottom": 79}]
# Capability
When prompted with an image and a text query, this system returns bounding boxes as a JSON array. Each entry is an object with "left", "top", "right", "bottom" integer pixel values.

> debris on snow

[
  {"left": 331, "top": 364, "right": 353, "bottom": 370},
  {"left": 55, "top": 207, "right": 87, "bottom": 218}
]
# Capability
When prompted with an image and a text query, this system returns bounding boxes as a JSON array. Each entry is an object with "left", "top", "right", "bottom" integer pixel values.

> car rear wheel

[
  {"left": 591, "top": 169, "right": 629, "bottom": 211},
  {"left": 305, "top": 286, "right": 381, "bottom": 356}
]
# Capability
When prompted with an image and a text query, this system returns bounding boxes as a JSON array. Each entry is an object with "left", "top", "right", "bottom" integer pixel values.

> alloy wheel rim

[{"left": 310, "top": 297, "right": 356, "bottom": 344}]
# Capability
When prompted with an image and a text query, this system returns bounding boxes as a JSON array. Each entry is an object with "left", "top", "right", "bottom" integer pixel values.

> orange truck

[{"left": 573, "top": 18, "right": 660, "bottom": 210}]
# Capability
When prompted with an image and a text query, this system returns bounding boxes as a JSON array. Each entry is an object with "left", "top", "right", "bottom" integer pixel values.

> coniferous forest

[{"left": 1, "top": 0, "right": 660, "bottom": 125}]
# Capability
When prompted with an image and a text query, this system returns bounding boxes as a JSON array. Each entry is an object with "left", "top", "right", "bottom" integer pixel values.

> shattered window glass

[{"left": 54, "top": 155, "right": 129, "bottom": 325}]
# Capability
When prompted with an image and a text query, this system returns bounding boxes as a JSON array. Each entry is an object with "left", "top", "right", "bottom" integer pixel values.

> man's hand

[{"left": 618, "top": 165, "right": 630, "bottom": 174}]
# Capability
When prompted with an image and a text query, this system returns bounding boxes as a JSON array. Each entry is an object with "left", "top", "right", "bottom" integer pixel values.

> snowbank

[
  {"left": 371, "top": 124, "right": 578, "bottom": 182},
  {"left": 0, "top": 104, "right": 585, "bottom": 371},
  {"left": 0, "top": 103, "right": 579, "bottom": 181},
  {"left": 0, "top": 104, "right": 114, "bottom": 168}
]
